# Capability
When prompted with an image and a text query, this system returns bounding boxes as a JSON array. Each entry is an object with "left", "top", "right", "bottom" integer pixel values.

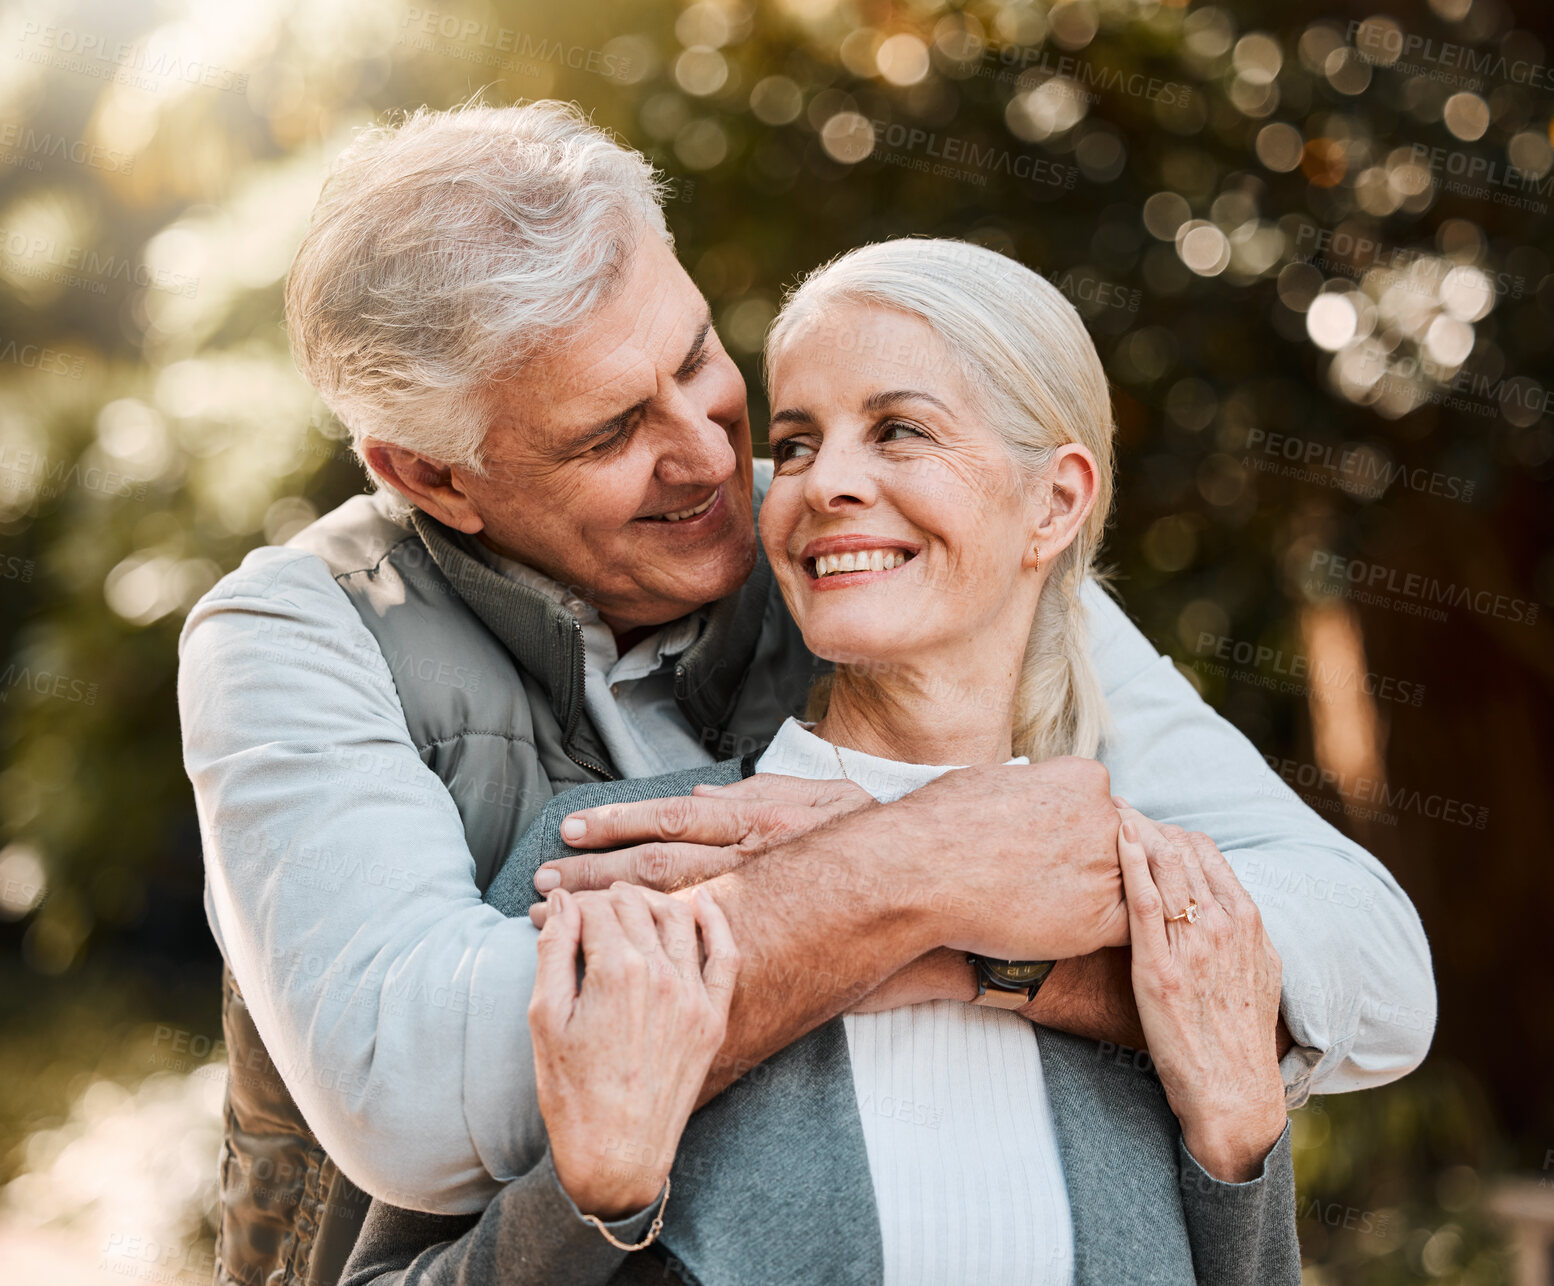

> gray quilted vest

[{"left": 212, "top": 479, "right": 825, "bottom": 1286}]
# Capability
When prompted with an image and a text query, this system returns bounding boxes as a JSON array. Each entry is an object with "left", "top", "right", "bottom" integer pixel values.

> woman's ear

[{"left": 1023, "top": 444, "right": 1099, "bottom": 569}]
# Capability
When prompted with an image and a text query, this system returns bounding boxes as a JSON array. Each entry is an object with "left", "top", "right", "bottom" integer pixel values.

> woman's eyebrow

[
  {"left": 768, "top": 406, "right": 814, "bottom": 428},
  {"left": 863, "top": 388, "right": 952, "bottom": 415}
]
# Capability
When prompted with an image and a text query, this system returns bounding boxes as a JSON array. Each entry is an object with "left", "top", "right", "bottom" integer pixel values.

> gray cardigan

[{"left": 341, "top": 761, "right": 1301, "bottom": 1286}]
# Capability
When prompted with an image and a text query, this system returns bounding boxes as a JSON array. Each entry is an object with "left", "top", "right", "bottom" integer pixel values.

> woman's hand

[
  {"left": 1115, "top": 804, "right": 1288, "bottom": 1182},
  {"left": 528, "top": 882, "right": 740, "bottom": 1218}
]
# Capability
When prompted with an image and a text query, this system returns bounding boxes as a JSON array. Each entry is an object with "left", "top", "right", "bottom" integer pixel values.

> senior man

[{"left": 179, "top": 102, "right": 1435, "bottom": 1286}]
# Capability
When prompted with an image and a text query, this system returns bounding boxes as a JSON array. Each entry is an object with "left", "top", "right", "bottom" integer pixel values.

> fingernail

[
  {"left": 560, "top": 817, "right": 586, "bottom": 841},
  {"left": 534, "top": 868, "right": 561, "bottom": 892},
  {"left": 1113, "top": 795, "right": 1130, "bottom": 808},
  {"left": 1121, "top": 820, "right": 1137, "bottom": 843}
]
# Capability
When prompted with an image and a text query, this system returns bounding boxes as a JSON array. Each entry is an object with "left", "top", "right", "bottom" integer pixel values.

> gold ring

[{"left": 1165, "top": 898, "right": 1199, "bottom": 925}]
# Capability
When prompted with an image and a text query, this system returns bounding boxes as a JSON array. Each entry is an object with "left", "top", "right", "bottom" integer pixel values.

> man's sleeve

[
  {"left": 1084, "top": 581, "right": 1436, "bottom": 1105},
  {"left": 179, "top": 546, "right": 547, "bottom": 1214}
]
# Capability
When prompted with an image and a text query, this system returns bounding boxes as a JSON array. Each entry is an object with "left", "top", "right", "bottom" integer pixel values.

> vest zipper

[{"left": 563, "top": 616, "right": 615, "bottom": 781}]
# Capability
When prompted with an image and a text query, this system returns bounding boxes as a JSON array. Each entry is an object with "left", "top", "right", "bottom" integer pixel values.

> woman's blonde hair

[{"left": 765, "top": 238, "right": 1116, "bottom": 761}]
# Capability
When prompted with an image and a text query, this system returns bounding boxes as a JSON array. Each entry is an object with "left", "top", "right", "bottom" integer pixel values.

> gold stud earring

[{"left": 1034, "top": 544, "right": 1041, "bottom": 573}]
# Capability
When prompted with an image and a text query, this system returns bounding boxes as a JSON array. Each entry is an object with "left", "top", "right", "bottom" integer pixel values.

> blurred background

[{"left": 0, "top": 0, "right": 1549, "bottom": 1281}]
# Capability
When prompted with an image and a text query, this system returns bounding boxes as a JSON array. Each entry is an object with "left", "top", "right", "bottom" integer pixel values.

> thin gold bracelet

[{"left": 581, "top": 1177, "right": 670, "bottom": 1251}]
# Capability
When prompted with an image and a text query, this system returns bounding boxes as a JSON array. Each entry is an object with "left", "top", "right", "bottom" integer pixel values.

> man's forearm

[
  {"left": 691, "top": 808, "right": 937, "bottom": 1106},
  {"left": 1024, "top": 948, "right": 1146, "bottom": 1048}
]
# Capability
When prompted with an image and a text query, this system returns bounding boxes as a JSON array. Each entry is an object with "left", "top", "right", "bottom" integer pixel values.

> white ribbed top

[{"left": 756, "top": 719, "right": 1074, "bottom": 1286}]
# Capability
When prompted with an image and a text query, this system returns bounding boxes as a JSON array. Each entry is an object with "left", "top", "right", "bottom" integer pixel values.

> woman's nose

[{"left": 803, "top": 440, "right": 877, "bottom": 512}]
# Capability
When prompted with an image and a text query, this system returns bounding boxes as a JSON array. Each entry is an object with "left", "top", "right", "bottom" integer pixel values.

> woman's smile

[{"left": 800, "top": 533, "right": 921, "bottom": 588}]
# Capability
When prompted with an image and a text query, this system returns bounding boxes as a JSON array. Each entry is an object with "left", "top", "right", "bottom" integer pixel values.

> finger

[
  {"left": 575, "top": 892, "right": 630, "bottom": 986},
  {"left": 1129, "top": 811, "right": 1196, "bottom": 926},
  {"left": 689, "top": 887, "right": 740, "bottom": 1018},
  {"left": 536, "top": 842, "right": 737, "bottom": 895},
  {"left": 1186, "top": 831, "right": 1240, "bottom": 916},
  {"left": 1194, "top": 836, "right": 1265, "bottom": 955},
  {"left": 558, "top": 795, "right": 747, "bottom": 849},
  {"left": 1117, "top": 819, "right": 1171, "bottom": 973},
  {"left": 1163, "top": 825, "right": 1218, "bottom": 922},
  {"left": 607, "top": 882, "right": 669, "bottom": 963},
  {"left": 643, "top": 886, "right": 700, "bottom": 975},
  {"left": 529, "top": 889, "right": 581, "bottom": 1032},
  {"left": 694, "top": 773, "right": 867, "bottom": 808}
]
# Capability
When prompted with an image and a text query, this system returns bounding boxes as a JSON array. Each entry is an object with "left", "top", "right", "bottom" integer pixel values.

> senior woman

[{"left": 342, "top": 239, "right": 1300, "bottom": 1286}]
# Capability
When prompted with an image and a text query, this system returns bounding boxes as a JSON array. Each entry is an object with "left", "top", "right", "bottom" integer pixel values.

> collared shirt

[
  {"left": 461, "top": 535, "right": 715, "bottom": 780},
  {"left": 757, "top": 718, "right": 1074, "bottom": 1286}
]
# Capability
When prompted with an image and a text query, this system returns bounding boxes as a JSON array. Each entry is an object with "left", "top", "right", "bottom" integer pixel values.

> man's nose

[{"left": 656, "top": 405, "right": 736, "bottom": 486}]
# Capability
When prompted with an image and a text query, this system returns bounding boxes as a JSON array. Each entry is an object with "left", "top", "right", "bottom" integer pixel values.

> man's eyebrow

[
  {"left": 673, "top": 315, "right": 714, "bottom": 380},
  {"left": 863, "top": 388, "right": 953, "bottom": 415}
]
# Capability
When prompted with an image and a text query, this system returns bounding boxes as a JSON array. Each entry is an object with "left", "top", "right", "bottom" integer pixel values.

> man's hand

[
  {"left": 532, "top": 774, "right": 875, "bottom": 898},
  {"left": 536, "top": 757, "right": 1126, "bottom": 959},
  {"left": 900, "top": 758, "right": 1129, "bottom": 961},
  {"left": 529, "top": 755, "right": 1128, "bottom": 1106}
]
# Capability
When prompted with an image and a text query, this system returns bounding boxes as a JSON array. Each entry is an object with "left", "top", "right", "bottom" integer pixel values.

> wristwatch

[{"left": 967, "top": 955, "right": 1056, "bottom": 1010}]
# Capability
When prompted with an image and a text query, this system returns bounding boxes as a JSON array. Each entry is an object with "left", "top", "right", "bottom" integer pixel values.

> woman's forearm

[{"left": 340, "top": 1152, "right": 658, "bottom": 1286}]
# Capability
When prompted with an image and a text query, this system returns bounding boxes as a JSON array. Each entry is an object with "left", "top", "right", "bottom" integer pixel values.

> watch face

[{"left": 983, "top": 958, "right": 1056, "bottom": 988}]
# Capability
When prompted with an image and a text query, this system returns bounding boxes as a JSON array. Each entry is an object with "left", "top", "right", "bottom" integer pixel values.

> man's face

[{"left": 460, "top": 234, "right": 756, "bottom": 632}]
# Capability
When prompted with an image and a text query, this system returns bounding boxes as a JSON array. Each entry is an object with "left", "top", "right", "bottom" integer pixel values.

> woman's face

[{"left": 761, "top": 303, "right": 1050, "bottom": 677}]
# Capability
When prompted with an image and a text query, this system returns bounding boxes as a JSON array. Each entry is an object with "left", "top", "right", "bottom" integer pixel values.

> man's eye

[{"left": 590, "top": 424, "right": 634, "bottom": 455}]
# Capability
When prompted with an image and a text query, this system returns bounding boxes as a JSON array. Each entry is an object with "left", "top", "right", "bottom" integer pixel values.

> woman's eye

[
  {"left": 772, "top": 438, "right": 817, "bottom": 465},
  {"left": 879, "top": 420, "right": 927, "bottom": 442}
]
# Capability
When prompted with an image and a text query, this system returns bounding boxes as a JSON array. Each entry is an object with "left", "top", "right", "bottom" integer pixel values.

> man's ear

[
  {"left": 1022, "top": 443, "right": 1099, "bottom": 569},
  {"left": 362, "top": 439, "right": 485, "bottom": 534}
]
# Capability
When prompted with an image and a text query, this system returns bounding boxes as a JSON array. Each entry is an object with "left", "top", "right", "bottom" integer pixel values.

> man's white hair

[{"left": 285, "top": 100, "right": 671, "bottom": 481}]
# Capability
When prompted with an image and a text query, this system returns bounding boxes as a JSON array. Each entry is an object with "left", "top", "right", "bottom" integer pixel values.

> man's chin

[
  {"left": 692, "top": 524, "right": 759, "bottom": 603},
  {"left": 614, "top": 528, "right": 759, "bottom": 629}
]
